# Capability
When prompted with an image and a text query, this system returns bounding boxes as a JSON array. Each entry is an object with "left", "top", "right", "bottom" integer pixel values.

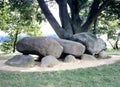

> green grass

[
  {"left": 0, "top": 52, "right": 22, "bottom": 60},
  {"left": 0, "top": 61, "right": 120, "bottom": 87},
  {"left": 0, "top": 53, "right": 13, "bottom": 60},
  {"left": 105, "top": 49, "right": 120, "bottom": 55}
]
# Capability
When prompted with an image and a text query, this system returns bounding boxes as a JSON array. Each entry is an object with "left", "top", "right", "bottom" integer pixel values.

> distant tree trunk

[
  {"left": 114, "top": 37, "right": 119, "bottom": 49},
  {"left": 13, "top": 29, "right": 19, "bottom": 53},
  {"left": 108, "top": 37, "right": 119, "bottom": 50},
  {"left": 108, "top": 40, "right": 115, "bottom": 49}
]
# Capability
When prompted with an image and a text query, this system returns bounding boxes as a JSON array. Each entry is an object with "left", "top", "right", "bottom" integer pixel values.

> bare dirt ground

[{"left": 0, "top": 55, "right": 120, "bottom": 72}]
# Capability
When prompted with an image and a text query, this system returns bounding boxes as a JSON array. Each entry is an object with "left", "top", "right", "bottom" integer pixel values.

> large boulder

[
  {"left": 16, "top": 37, "right": 63, "bottom": 58},
  {"left": 5, "top": 55, "right": 34, "bottom": 67},
  {"left": 54, "top": 38, "right": 85, "bottom": 57},
  {"left": 41, "top": 55, "right": 59, "bottom": 67},
  {"left": 72, "top": 32, "right": 106, "bottom": 55}
]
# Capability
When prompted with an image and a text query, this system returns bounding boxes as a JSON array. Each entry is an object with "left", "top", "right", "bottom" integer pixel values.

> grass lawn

[
  {"left": 0, "top": 52, "right": 21, "bottom": 60},
  {"left": 0, "top": 60, "right": 120, "bottom": 87},
  {"left": 105, "top": 49, "right": 120, "bottom": 55}
]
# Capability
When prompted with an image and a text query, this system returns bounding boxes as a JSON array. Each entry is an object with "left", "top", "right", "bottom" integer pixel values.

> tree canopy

[{"left": 0, "top": 0, "right": 43, "bottom": 52}]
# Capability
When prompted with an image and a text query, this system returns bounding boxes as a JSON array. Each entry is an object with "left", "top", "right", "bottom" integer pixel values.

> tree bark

[
  {"left": 93, "top": 19, "right": 97, "bottom": 35},
  {"left": 68, "top": 0, "right": 82, "bottom": 34},
  {"left": 56, "top": 0, "right": 73, "bottom": 35},
  {"left": 37, "top": 0, "right": 71, "bottom": 38}
]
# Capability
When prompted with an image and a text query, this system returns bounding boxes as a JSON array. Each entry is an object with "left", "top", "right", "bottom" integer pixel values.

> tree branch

[
  {"left": 37, "top": 0, "right": 70, "bottom": 38},
  {"left": 98, "top": 0, "right": 112, "bottom": 12},
  {"left": 81, "top": 0, "right": 112, "bottom": 32}
]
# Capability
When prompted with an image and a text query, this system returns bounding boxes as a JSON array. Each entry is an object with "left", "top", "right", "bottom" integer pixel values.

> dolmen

[{"left": 6, "top": 32, "right": 108, "bottom": 67}]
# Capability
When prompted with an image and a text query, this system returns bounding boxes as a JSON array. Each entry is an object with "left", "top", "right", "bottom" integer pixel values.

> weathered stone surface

[
  {"left": 64, "top": 55, "right": 77, "bottom": 62},
  {"left": 5, "top": 55, "right": 34, "bottom": 67},
  {"left": 81, "top": 54, "right": 97, "bottom": 60},
  {"left": 97, "top": 51, "right": 110, "bottom": 59},
  {"left": 16, "top": 37, "right": 63, "bottom": 58},
  {"left": 55, "top": 38, "right": 85, "bottom": 57},
  {"left": 72, "top": 32, "right": 106, "bottom": 55},
  {"left": 41, "top": 55, "right": 59, "bottom": 67}
]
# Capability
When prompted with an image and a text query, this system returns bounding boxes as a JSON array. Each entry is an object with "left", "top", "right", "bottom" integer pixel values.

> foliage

[
  {"left": 88, "top": 0, "right": 120, "bottom": 49},
  {"left": 98, "top": 19, "right": 120, "bottom": 49},
  {"left": 0, "top": 41, "right": 13, "bottom": 53},
  {"left": 0, "top": 34, "right": 20, "bottom": 53},
  {"left": 0, "top": 60, "right": 120, "bottom": 87},
  {"left": 0, "top": 0, "right": 43, "bottom": 53}
]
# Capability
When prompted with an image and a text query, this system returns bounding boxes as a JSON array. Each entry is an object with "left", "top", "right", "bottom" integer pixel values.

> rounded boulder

[{"left": 16, "top": 37, "right": 63, "bottom": 58}]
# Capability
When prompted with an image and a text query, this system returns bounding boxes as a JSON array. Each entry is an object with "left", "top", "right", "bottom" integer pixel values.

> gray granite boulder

[
  {"left": 72, "top": 32, "right": 106, "bottom": 55},
  {"left": 41, "top": 55, "right": 59, "bottom": 67},
  {"left": 5, "top": 55, "right": 34, "bottom": 67},
  {"left": 16, "top": 37, "right": 63, "bottom": 58},
  {"left": 81, "top": 54, "right": 97, "bottom": 60},
  {"left": 64, "top": 55, "right": 77, "bottom": 62},
  {"left": 97, "top": 51, "right": 110, "bottom": 59},
  {"left": 55, "top": 38, "right": 85, "bottom": 57}
]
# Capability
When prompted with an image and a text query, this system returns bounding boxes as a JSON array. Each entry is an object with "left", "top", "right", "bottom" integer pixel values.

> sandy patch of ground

[{"left": 0, "top": 55, "right": 120, "bottom": 72}]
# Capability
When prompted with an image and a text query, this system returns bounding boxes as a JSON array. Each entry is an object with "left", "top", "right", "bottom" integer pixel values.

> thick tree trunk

[
  {"left": 37, "top": 0, "right": 71, "bottom": 38},
  {"left": 56, "top": 0, "right": 73, "bottom": 35},
  {"left": 93, "top": 19, "right": 97, "bottom": 35},
  {"left": 68, "top": 0, "right": 82, "bottom": 34},
  {"left": 81, "top": 0, "right": 112, "bottom": 32}
]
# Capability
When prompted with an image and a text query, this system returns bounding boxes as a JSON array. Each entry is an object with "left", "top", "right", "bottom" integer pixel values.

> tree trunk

[
  {"left": 108, "top": 40, "right": 115, "bottom": 49},
  {"left": 37, "top": 0, "right": 112, "bottom": 38},
  {"left": 114, "top": 36, "right": 119, "bottom": 49},
  {"left": 68, "top": 0, "right": 82, "bottom": 34},
  {"left": 37, "top": 0, "right": 71, "bottom": 39},
  {"left": 13, "top": 29, "right": 19, "bottom": 53},
  {"left": 56, "top": 0, "right": 73, "bottom": 35},
  {"left": 92, "top": 19, "right": 97, "bottom": 35}
]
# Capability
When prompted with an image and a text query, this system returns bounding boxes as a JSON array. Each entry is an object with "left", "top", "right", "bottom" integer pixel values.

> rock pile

[{"left": 6, "top": 33, "right": 108, "bottom": 67}]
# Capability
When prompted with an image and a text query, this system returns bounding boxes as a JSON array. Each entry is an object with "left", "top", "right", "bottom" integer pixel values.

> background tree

[
  {"left": 97, "top": 0, "right": 120, "bottom": 49},
  {"left": 0, "top": 0, "right": 43, "bottom": 53}
]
